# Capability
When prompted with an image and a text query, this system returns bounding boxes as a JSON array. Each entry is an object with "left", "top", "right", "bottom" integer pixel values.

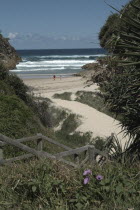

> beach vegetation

[
  {"left": 54, "top": 113, "right": 90, "bottom": 148},
  {"left": 53, "top": 92, "right": 72, "bottom": 100},
  {"left": 53, "top": 90, "right": 122, "bottom": 120},
  {"left": 48, "top": 105, "right": 68, "bottom": 127},
  {"left": 0, "top": 95, "right": 44, "bottom": 139},
  {"left": 0, "top": 159, "right": 139, "bottom": 209},
  {"left": 0, "top": 69, "right": 52, "bottom": 140},
  {"left": 60, "top": 113, "right": 80, "bottom": 133},
  {"left": 75, "top": 91, "right": 120, "bottom": 119},
  {"left": 97, "top": 0, "right": 140, "bottom": 161},
  {"left": 0, "top": 67, "right": 28, "bottom": 101},
  {"left": 55, "top": 130, "right": 91, "bottom": 148},
  {"left": 93, "top": 136, "right": 106, "bottom": 151},
  {"left": 99, "top": 13, "right": 120, "bottom": 51},
  {"left": 99, "top": 0, "right": 140, "bottom": 51}
]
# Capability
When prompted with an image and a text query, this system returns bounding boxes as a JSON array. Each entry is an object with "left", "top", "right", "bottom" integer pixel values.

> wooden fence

[{"left": 0, "top": 133, "right": 109, "bottom": 168}]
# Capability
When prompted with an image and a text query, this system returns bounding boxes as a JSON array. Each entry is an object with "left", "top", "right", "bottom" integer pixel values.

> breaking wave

[{"left": 10, "top": 49, "right": 106, "bottom": 75}]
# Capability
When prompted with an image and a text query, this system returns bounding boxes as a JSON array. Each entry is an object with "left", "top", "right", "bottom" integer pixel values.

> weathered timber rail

[{"left": 0, "top": 133, "right": 111, "bottom": 168}]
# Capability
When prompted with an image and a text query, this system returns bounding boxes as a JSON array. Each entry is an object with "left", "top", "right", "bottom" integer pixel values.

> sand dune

[{"left": 24, "top": 76, "right": 130, "bottom": 148}]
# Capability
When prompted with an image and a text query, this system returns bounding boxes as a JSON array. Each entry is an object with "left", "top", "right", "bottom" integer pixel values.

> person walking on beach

[{"left": 53, "top": 75, "right": 56, "bottom": 80}]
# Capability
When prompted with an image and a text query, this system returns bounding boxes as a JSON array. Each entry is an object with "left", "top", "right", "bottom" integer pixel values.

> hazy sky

[{"left": 0, "top": 0, "right": 129, "bottom": 49}]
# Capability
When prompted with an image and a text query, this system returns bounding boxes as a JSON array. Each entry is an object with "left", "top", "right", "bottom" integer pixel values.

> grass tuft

[
  {"left": 75, "top": 91, "right": 122, "bottom": 120},
  {"left": 53, "top": 92, "right": 72, "bottom": 100}
]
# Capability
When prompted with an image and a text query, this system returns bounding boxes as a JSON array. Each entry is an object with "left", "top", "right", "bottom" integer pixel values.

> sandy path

[
  {"left": 24, "top": 76, "right": 129, "bottom": 148},
  {"left": 24, "top": 76, "right": 97, "bottom": 95}
]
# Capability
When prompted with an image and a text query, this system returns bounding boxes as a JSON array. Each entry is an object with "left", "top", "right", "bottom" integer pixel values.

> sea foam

[{"left": 11, "top": 50, "right": 105, "bottom": 75}]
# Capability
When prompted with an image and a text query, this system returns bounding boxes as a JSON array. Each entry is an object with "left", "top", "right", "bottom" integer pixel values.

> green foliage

[
  {"left": 75, "top": 91, "right": 119, "bottom": 119},
  {"left": 0, "top": 80, "right": 15, "bottom": 95},
  {"left": 54, "top": 113, "right": 89, "bottom": 148},
  {"left": 53, "top": 92, "right": 72, "bottom": 100},
  {"left": 0, "top": 69, "right": 50, "bottom": 145},
  {"left": 0, "top": 94, "right": 48, "bottom": 158},
  {"left": 0, "top": 159, "right": 139, "bottom": 209},
  {"left": 99, "top": 13, "right": 120, "bottom": 50},
  {"left": 6, "top": 73, "right": 29, "bottom": 102},
  {"left": 99, "top": 0, "right": 140, "bottom": 51},
  {"left": 55, "top": 131, "right": 91, "bottom": 148},
  {"left": 93, "top": 137, "right": 106, "bottom": 151},
  {"left": 103, "top": 67, "right": 140, "bottom": 137},
  {"left": 49, "top": 106, "right": 68, "bottom": 127},
  {"left": 97, "top": 0, "right": 140, "bottom": 159},
  {"left": 61, "top": 113, "right": 80, "bottom": 133},
  {"left": 0, "top": 95, "right": 43, "bottom": 139},
  {"left": 0, "top": 69, "right": 28, "bottom": 102},
  {"left": 0, "top": 65, "right": 8, "bottom": 79},
  {"left": 35, "top": 100, "right": 52, "bottom": 127}
]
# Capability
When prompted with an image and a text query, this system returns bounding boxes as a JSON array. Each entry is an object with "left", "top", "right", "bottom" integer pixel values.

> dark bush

[
  {"left": 98, "top": 0, "right": 140, "bottom": 159},
  {"left": 6, "top": 73, "right": 29, "bottom": 102}
]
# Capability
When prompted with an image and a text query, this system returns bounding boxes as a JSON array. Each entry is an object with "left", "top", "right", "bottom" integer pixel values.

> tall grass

[{"left": 0, "top": 159, "right": 139, "bottom": 209}]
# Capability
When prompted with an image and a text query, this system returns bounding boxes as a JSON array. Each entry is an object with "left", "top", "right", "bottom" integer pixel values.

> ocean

[{"left": 10, "top": 48, "right": 106, "bottom": 79}]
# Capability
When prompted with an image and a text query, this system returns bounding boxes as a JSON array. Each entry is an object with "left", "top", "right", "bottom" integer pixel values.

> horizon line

[{"left": 16, "top": 47, "right": 103, "bottom": 51}]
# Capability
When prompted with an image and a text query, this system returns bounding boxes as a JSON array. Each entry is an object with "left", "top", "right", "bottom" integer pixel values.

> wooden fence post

[
  {"left": 0, "top": 147, "right": 3, "bottom": 161},
  {"left": 74, "top": 154, "right": 80, "bottom": 165},
  {"left": 88, "top": 146, "right": 96, "bottom": 164},
  {"left": 37, "top": 133, "right": 43, "bottom": 151}
]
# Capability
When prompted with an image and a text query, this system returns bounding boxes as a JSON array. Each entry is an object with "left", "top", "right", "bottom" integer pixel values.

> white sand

[{"left": 24, "top": 76, "right": 130, "bottom": 149}]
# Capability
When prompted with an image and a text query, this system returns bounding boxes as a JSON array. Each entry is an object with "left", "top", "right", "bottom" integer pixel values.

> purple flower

[
  {"left": 83, "top": 169, "right": 92, "bottom": 176},
  {"left": 96, "top": 175, "right": 103, "bottom": 181},
  {"left": 84, "top": 177, "right": 90, "bottom": 185}
]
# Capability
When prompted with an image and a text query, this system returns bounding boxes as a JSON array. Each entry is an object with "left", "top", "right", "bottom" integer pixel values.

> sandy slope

[{"left": 24, "top": 76, "right": 129, "bottom": 148}]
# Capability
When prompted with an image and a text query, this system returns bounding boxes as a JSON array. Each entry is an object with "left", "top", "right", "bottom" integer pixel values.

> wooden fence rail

[{"left": 0, "top": 133, "right": 111, "bottom": 168}]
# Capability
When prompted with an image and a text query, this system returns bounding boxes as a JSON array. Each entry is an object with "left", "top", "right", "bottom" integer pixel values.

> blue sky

[{"left": 0, "top": 0, "right": 129, "bottom": 49}]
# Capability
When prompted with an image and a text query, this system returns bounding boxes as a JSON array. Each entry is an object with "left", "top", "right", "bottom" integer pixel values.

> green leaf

[
  {"left": 100, "top": 179, "right": 110, "bottom": 186},
  {"left": 76, "top": 203, "right": 83, "bottom": 209},
  {"left": 116, "top": 186, "right": 123, "bottom": 194},
  {"left": 32, "top": 185, "right": 37, "bottom": 192}
]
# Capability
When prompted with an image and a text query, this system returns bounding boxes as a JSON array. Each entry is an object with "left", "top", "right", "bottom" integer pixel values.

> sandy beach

[{"left": 23, "top": 75, "right": 130, "bottom": 148}]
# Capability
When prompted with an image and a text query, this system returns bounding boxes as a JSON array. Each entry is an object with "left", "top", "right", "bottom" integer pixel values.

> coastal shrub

[
  {"left": 93, "top": 136, "right": 106, "bottom": 151},
  {"left": 53, "top": 92, "right": 72, "bottom": 100},
  {"left": 0, "top": 94, "right": 49, "bottom": 158},
  {"left": 99, "top": 13, "right": 120, "bottom": 50},
  {"left": 0, "top": 70, "right": 53, "bottom": 136},
  {"left": 60, "top": 113, "right": 80, "bottom": 134},
  {"left": 6, "top": 73, "right": 29, "bottom": 102},
  {"left": 0, "top": 65, "right": 8, "bottom": 79},
  {"left": 0, "top": 68, "right": 29, "bottom": 102},
  {"left": 0, "top": 95, "right": 44, "bottom": 139},
  {"left": 48, "top": 110, "right": 91, "bottom": 148},
  {"left": 0, "top": 159, "right": 139, "bottom": 209},
  {"left": 97, "top": 0, "right": 140, "bottom": 160},
  {"left": 54, "top": 113, "right": 85, "bottom": 147},
  {"left": 75, "top": 91, "right": 119, "bottom": 119},
  {"left": 0, "top": 80, "right": 15, "bottom": 95},
  {"left": 99, "top": 0, "right": 140, "bottom": 51},
  {"left": 34, "top": 100, "right": 52, "bottom": 127},
  {"left": 55, "top": 131, "right": 91, "bottom": 148},
  {"left": 48, "top": 106, "right": 68, "bottom": 127}
]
